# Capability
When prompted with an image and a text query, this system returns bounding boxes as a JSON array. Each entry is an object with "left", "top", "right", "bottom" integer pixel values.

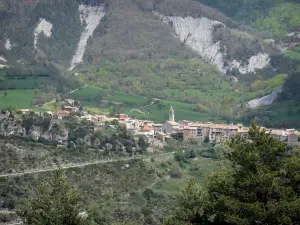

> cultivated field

[{"left": 0, "top": 90, "right": 35, "bottom": 109}]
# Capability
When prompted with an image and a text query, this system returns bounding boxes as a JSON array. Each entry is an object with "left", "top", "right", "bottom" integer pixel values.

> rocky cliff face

[
  {"left": 156, "top": 12, "right": 274, "bottom": 74},
  {"left": 159, "top": 15, "right": 226, "bottom": 72},
  {"left": 0, "top": 111, "right": 69, "bottom": 145},
  {"left": 0, "top": 111, "right": 145, "bottom": 153}
]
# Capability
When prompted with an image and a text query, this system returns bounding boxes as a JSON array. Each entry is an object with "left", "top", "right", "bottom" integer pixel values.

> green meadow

[
  {"left": 69, "top": 86, "right": 221, "bottom": 123},
  {"left": 126, "top": 99, "right": 213, "bottom": 123},
  {"left": 0, "top": 90, "right": 35, "bottom": 109}
]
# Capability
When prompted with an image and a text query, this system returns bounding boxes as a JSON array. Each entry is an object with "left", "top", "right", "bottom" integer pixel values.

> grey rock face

[
  {"left": 247, "top": 88, "right": 282, "bottom": 108},
  {"left": 0, "top": 112, "right": 68, "bottom": 145},
  {"left": 30, "top": 130, "right": 40, "bottom": 141},
  {"left": 92, "top": 138, "right": 101, "bottom": 148},
  {"left": 105, "top": 143, "right": 113, "bottom": 151}
]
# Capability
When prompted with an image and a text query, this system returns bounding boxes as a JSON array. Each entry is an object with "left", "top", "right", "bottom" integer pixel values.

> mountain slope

[
  {"left": 0, "top": 0, "right": 278, "bottom": 74},
  {"left": 0, "top": 0, "right": 299, "bottom": 126},
  {"left": 196, "top": 0, "right": 300, "bottom": 38}
]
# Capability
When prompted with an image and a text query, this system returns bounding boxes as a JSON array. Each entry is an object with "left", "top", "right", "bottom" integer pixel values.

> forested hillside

[
  {"left": 0, "top": 0, "right": 299, "bottom": 127},
  {"left": 197, "top": 0, "right": 300, "bottom": 37}
]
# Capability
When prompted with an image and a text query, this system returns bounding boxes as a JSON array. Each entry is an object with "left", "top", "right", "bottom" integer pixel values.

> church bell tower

[{"left": 169, "top": 106, "right": 175, "bottom": 122}]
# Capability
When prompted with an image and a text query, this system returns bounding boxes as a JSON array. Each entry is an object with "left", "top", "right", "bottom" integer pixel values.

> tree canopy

[
  {"left": 166, "top": 122, "right": 300, "bottom": 225},
  {"left": 17, "top": 169, "right": 89, "bottom": 225}
]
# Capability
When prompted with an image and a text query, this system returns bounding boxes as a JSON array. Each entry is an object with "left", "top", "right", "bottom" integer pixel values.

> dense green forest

[{"left": 197, "top": 0, "right": 300, "bottom": 37}]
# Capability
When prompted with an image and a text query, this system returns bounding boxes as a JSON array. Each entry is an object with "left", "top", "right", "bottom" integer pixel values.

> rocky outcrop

[
  {"left": 158, "top": 14, "right": 226, "bottom": 72},
  {"left": 0, "top": 111, "right": 146, "bottom": 154},
  {"left": 0, "top": 111, "right": 68, "bottom": 145},
  {"left": 230, "top": 53, "right": 270, "bottom": 74},
  {"left": 0, "top": 113, "right": 26, "bottom": 137},
  {"left": 69, "top": 4, "right": 106, "bottom": 70},
  {"left": 278, "top": 31, "right": 300, "bottom": 52},
  {"left": 4, "top": 38, "right": 12, "bottom": 50},
  {"left": 34, "top": 18, "right": 53, "bottom": 49},
  {"left": 0, "top": 56, "right": 7, "bottom": 63},
  {"left": 247, "top": 87, "right": 282, "bottom": 108},
  {"left": 0, "top": 56, "right": 8, "bottom": 68},
  {"left": 157, "top": 13, "right": 271, "bottom": 74},
  {"left": 28, "top": 124, "right": 69, "bottom": 144},
  {"left": 287, "top": 32, "right": 300, "bottom": 39}
]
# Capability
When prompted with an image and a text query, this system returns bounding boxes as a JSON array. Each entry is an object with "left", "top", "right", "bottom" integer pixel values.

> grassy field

[
  {"left": 69, "top": 86, "right": 218, "bottom": 123},
  {"left": 127, "top": 99, "right": 214, "bottom": 123},
  {"left": 0, "top": 90, "right": 35, "bottom": 109},
  {"left": 108, "top": 92, "right": 146, "bottom": 106},
  {"left": 69, "top": 86, "right": 107, "bottom": 101},
  {"left": 263, "top": 101, "right": 300, "bottom": 123}
]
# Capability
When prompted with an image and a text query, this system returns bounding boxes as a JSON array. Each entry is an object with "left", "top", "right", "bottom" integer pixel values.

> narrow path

[
  {"left": 129, "top": 100, "right": 156, "bottom": 114},
  {"left": 0, "top": 152, "right": 174, "bottom": 178},
  {"left": 141, "top": 101, "right": 154, "bottom": 109},
  {"left": 41, "top": 84, "right": 88, "bottom": 107},
  {"left": 129, "top": 109, "right": 145, "bottom": 114},
  {"left": 69, "top": 84, "right": 88, "bottom": 94},
  {"left": 0, "top": 210, "right": 16, "bottom": 214}
]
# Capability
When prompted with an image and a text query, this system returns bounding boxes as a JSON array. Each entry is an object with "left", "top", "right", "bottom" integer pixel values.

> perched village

[{"left": 18, "top": 98, "right": 300, "bottom": 148}]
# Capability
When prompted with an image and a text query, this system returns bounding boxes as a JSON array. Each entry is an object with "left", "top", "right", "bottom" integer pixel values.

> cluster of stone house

[
  {"left": 77, "top": 106, "right": 300, "bottom": 146},
  {"left": 158, "top": 107, "right": 300, "bottom": 146},
  {"left": 158, "top": 107, "right": 250, "bottom": 143}
]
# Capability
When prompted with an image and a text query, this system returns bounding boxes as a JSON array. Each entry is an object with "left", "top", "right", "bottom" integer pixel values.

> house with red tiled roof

[
  {"left": 143, "top": 126, "right": 153, "bottom": 132},
  {"left": 119, "top": 114, "right": 129, "bottom": 121},
  {"left": 136, "top": 125, "right": 154, "bottom": 137}
]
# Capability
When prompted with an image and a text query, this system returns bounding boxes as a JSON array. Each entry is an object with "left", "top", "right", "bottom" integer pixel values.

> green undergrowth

[
  {"left": 284, "top": 46, "right": 300, "bottom": 61},
  {"left": 0, "top": 139, "right": 223, "bottom": 224}
]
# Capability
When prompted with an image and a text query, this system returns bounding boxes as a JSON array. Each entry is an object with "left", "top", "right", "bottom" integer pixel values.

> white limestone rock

[
  {"left": 34, "top": 18, "right": 53, "bottom": 49},
  {"left": 160, "top": 15, "right": 226, "bottom": 72},
  {"left": 0, "top": 56, "right": 7, "bottom": 63},
  {"left": 69, "top": 5, "right": 105, "bottom": 70},
  {"left": 230, "top": 53, "right": 270, "bottom": 74},
  {"left": 157, "top": 13, "right": 271, "bottom": 74},
  {"left": 4, "top": 39, "right": 12, "bottom": 50},
  {"left": 248, "top": 53, "right": 270, "bottom": 73},
  {"left": 247, "top": 87, "right": 282, "bottom": 108},
  {"left": 0, "top": 56, "right": 8, "bottom": 68},
  {"left": 278, "top": 32, "right": 300, "bottom": 52},
  {"left": 287, "top": 32, "right": 300, "bottom": 38}
]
